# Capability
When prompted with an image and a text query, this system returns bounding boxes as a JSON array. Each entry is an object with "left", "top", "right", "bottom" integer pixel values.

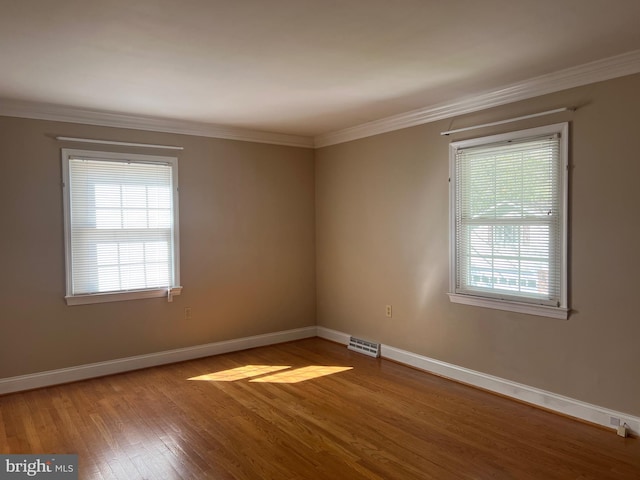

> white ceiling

[{"left": 1, "top": 0, "right": 639, "bottom": 140}]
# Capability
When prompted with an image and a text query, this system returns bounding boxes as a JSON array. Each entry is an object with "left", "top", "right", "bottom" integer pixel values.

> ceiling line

[
  {"left": 314, "top": 49, "right": 640, "bottom": 148},
  {"left": 1, "top": 50, "right": 638, "bottom": 149}
]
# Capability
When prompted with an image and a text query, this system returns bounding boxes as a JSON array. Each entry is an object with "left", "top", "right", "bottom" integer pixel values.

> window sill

[
  {"left": 65, "top": 286, "right": 183, "bottom": 306},
  {"left": 448, "top": 293, "right": 569, "bottom": 319}
]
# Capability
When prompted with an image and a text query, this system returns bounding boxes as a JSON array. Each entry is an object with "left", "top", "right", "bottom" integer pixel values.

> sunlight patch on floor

[
  {"left": 188, "top": 365, "right": 290, "bottom": 382},
  {"left": 250, "top": 366, "right": 353, "bottom": 384},
  {"left": 188, "top": 365, "right": 353, "bottom": 383}
]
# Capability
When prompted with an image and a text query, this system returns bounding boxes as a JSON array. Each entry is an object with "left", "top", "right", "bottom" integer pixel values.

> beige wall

[
  {"left": 0, "top": 117, "right": 316, "bottom": 378},
  {"left": 316, "top": 73, "right": 640, "bottom": 416},
  {"left": 2, "top": 74, "right": 638, "bottom": 418}
]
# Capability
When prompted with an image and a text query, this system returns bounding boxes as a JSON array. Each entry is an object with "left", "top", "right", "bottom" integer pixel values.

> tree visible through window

[{"left": 448, "top": 123, "right": 568, "bottom": 319}]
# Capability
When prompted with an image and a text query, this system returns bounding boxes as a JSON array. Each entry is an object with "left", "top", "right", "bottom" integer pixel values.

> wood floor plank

[{"left": 1, "top": 338, "right": 639, "bottom": 479}]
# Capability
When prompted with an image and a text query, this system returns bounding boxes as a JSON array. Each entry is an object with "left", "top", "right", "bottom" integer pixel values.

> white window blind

[
  {"left": 449, "top": 123, "right": 568, "bottom": 317},
  {"left": 62, "top": 149, "right": 181, "bottom": 305}
]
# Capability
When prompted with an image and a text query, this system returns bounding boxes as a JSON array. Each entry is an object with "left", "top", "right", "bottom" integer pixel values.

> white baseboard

[
  {"left": 317, "top": 326, "right": 640, "bottom": 436},
  {"left": 0, "top": 326, "right": 317, "bottom": 395},
  {"left": 316, "top": 326, "right": 351, "bottom": 345},
  {"left": 4, "top": 324, "right": 638, "bottom": 437}
]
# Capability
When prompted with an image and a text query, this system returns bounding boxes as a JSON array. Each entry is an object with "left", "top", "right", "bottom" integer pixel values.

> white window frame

[
  {"left": 448, "top": 123, "right": 569, "bottom": 319},
  {"left": 62, "top": 148, "right": 182, "bottom": 305}
]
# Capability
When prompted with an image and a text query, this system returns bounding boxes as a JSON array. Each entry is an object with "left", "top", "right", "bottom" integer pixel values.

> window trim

[
  {"left": 448, "top": 123, "right": 569, "bottom": 319},
  {"left": 61, "top": 148, "right": 182, "bottom": 306}
]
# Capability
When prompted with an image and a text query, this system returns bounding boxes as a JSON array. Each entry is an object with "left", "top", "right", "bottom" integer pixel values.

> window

[
  {"left": 448, "top": 123, "right": 568, "bottom": 319},
  {"left": 62, "top": 149, "right": 181, "bottom": 305}
]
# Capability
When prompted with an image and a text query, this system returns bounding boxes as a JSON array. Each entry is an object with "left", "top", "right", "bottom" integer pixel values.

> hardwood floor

[{"left": 1, "top": 338, "right": 639, "bottom": 479}]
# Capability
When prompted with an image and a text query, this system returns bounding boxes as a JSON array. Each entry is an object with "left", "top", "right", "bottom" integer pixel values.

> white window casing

[
  {"left": 448, "top": 123, "right": 569, "bottom": 319},
  {"left": 62, "top": 149, "right": 182, "bottom": 305}
]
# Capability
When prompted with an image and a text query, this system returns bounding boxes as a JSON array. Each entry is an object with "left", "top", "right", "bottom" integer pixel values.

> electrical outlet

[
  {"left": 184, "top": 307, "right": 192, "bottom": 320},
  {"left": 385, "top": 305, "right": 392, "bottom": 318}
]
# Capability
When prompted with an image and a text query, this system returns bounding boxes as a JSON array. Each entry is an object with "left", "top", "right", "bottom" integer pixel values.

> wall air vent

[{"left": 348, "top": 337, "right": 381, "bottom": 358}]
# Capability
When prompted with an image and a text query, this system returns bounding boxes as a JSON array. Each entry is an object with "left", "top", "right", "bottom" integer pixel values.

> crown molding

[
  {"left": 0, "top": 99, "right": 315, "bottom": 149},
  {"left": 314, "top": 49, "right": 640, "bottom": 148},
  {"left": 2, "top": 50, "right": 638, "bottom": 150}
]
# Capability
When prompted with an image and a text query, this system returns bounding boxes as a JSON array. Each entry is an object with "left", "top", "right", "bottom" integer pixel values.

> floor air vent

[{"left": 348, "top": 337, "right": 381, "bottom": 358}]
